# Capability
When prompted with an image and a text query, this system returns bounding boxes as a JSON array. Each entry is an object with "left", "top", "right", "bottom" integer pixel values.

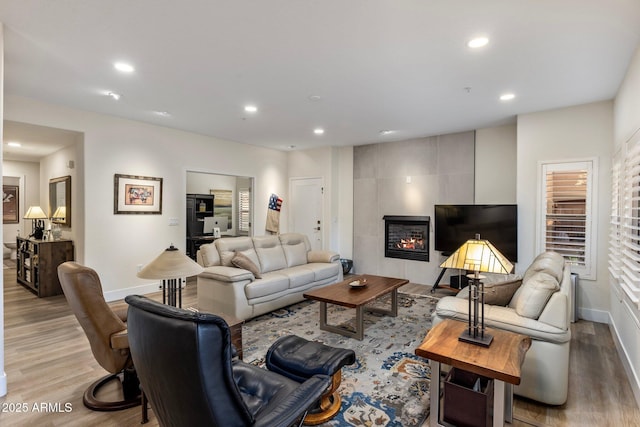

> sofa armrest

[
  {"left": 537, "top": 291, "right": 569, "bottom": 330},
  {"left": 307, "top": 250, "right": 340, "bottom": 263},
  {"left": 199, "top": 266, "right": 255, "bottom": 282}
]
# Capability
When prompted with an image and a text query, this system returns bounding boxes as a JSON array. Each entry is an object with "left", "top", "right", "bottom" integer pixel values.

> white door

[{"left": 290, "top": 178, "right": 323, "bottom": 250}]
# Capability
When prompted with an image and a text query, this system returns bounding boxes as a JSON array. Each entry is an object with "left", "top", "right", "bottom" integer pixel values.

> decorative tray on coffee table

[{"left": 349, "top": 277, "right": 368, "bottom": 288}]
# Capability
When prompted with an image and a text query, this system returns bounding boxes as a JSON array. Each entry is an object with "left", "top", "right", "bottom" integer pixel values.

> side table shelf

[{"left": 16, "top": 237, "right": 74, "bottom": 297}]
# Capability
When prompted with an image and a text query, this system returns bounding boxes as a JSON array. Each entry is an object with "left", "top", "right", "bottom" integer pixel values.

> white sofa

[
  {"left": 432, "top": 251, "right": 572, "bottom": 405},
  {"left": 196, "top": 233, "right": 342, "bottom": 321}
]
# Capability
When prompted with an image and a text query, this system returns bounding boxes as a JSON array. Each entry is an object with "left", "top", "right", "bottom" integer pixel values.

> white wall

[
  {"left": 517, "top": 101, "right": 613, "bottom": 322},
  {"left": 288, "top": 146, "right": 347, "bottom": 254},
  {"left": 612, "top": 43, "right": 640, "bottom": 407},
  {"left": 475, "top": 124, "right": 517, "bottom": 204},
  {"left": 4, "top": 95, "right": 290, "bottom": 300}
]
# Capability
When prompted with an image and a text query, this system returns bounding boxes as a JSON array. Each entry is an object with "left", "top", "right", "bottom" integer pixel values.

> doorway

[{"left": 290, "top": 177, "right": 324, "bottom": 251}]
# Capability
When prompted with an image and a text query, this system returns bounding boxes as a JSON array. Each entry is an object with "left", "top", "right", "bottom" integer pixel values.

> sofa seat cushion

[
  {"left": 245, "top": 272, "right": 290, "bottom": 300},
  {"left": 280, "top": 265, "right": 316, "bottom": 289},
  {"left": 304, "top": 262, "right": 341, "bottom": 281},
  {"left": 509, "top": 271, "right": 559, "bottom": 319},
  {"left": 435, "top": 297, "right": 571, "bottom": 344}
]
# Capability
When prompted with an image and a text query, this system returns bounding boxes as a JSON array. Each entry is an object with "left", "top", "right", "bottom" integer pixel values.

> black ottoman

[{"left": 266, "top": 335, "right": 356, "bottom": 425}]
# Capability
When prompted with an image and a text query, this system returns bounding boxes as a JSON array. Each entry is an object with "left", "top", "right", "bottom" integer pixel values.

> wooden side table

[{"left": 415, "top": 319, "right": 531, "bottom": 427}]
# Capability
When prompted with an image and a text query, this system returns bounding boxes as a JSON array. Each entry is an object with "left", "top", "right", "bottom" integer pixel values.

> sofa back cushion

[
  {"left": 215, "top": 237, "right": 256, "bottom": 267},
  {"left": 279, "top": 233, "right": 310, "bottom": 267},
  {"left": 198, "top": 243, "right": 220, "bottom": 267},
  {"left": 253, "top": 235, "right": 288, "bottom": 273},
  {"left": 509, "top": 251, "right": 564, "bottom": 319}
]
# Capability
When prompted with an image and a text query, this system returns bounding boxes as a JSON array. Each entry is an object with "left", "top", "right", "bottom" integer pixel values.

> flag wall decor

[{"left": 266, "top": 193, "right": 283, "bottom": 233}]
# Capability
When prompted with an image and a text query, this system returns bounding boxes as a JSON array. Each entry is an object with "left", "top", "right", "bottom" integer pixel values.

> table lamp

[
  {"left": 24, "top": 206, "right": 48, "bottom": 240},
  {"left": 440, "top": 234, "right": 513, "bottom": 347},
  {"left": 137, "top": 244, "right": 204, "bottom": 307}
]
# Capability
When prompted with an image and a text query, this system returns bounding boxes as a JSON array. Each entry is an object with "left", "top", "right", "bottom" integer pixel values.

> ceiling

[{"left": 1, "top": 0, "right": 640, "bottom": 158}]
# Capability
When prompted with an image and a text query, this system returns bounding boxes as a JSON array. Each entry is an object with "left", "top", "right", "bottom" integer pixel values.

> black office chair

[{"left": 125, "top": 295, "right": 331, "bottom": 427}]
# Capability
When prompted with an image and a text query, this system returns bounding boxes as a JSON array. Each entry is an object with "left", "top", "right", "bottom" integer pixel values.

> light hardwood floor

[{"left": 1, "top": 267, "right": 639, "bottom": 426}]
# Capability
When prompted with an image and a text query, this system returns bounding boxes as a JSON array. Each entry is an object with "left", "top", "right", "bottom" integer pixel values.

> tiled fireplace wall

[{"left": 353, "top": 131, "right": 475, "bottom": 285}]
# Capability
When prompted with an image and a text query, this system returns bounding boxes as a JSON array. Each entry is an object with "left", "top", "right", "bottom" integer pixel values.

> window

[
  {"left": 238, "top": 188, "right": 251, "bottom": 233},
  {"left": 610, "top": 132, "right": 640, "bottom": 307},
  {"left": 538, "top": 159, "right": 597, "bottom": 279}
]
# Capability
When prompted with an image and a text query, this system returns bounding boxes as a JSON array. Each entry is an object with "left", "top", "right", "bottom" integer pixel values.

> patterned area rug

[{"left": 242, "top": 289, "right": 438, "bottom": 427}]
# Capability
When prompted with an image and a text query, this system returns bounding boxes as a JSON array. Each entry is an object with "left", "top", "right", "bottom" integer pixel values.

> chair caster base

[
  {"left": 303, "top": 391, "right": 342, "bottom": 425},
  {"left": 83, "top": 372, "right": 141, "bottom": 411}
]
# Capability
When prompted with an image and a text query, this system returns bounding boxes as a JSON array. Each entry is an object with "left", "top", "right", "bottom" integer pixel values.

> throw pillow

[
  {"left": 483, "top": 278, "right": 522, "bottom": 306},
  {"left": 231, "top": 251, "right": 262, "bottom": 279}
]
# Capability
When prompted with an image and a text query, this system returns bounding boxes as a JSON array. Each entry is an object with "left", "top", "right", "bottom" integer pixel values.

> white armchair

[{"left": 432, "top": 251, "right": 572, "bottom": 405}]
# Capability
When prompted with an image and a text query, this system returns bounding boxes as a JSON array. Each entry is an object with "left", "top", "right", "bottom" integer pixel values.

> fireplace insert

[{"left": 383, "top": 216, "right": 430, "bottom": 262}]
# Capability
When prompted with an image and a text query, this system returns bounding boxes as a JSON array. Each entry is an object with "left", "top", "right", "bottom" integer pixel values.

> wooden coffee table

[{"left": 303, "top": 274, "right": 409, "bottom": 340}]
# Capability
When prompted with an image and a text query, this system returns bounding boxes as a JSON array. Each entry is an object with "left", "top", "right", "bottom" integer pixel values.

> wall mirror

[{"left": 49, "top": 175, "right": 71, "bottom": 227}]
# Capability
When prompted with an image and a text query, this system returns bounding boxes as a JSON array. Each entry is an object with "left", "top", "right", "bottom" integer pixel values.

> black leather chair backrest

[{"left": 126, "top": 295, "right": 253, "bottom": 427}]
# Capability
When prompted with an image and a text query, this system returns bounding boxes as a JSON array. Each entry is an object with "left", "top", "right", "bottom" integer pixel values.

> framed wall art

[
  {"left": 3, "top": 184, "right": 19, "bottom": 224},
  {"left": 114, "top": 174, "right": 163, "bottom": 214},
  {"left": 210, "top": 189, "right": 233, "bottom": 228}
]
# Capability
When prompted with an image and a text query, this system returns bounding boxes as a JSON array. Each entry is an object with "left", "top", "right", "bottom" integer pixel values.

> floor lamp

[
  {"left": 440, "top": 234, "right": 513, "bottom": 347},
  {"left": 137, "top": 245, "right": 204, "bottom": 308}
]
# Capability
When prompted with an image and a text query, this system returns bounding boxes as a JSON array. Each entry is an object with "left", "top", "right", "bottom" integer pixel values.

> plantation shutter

[
  {"left": 609, "top": 150, "right": 623, "bottom": 282},
  {"left": 618, "top": 139, "right": 640, "bottom": 305},
  {"left": 238, "top": 188, "right": 250, "bottom": 233},
  {"left": 539, "top": 160, "right": 595, "bottom": 279}
]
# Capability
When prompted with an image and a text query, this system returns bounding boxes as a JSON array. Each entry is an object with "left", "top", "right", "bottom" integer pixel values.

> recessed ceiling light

[
  {"left": 154, "top": 111, "right": 170, "bottom": 117},
  {"left": 468, "top": 37, "right": 489, "bottom": 48},
  {"left": 114, "top": 62, "right": 135, "bottom": 73},
  {"left": 500, "top": 93, "right": 516, "bottom": 101},
  {"left": 379, "top": 130, "right": 395, "bottom": 136},
  {"left": 308, "top": 95, "right": 322, "bottom": 102},
  {"left": 106, "top": 91, "right": 121, "bottom": 100},
  {"left": 7, "top": 141, "right": 21, "bottom": 147},
  {"left": 244, "top": 105, "right": 258, "bottom": 113},
  {"left": 313, "top": 128, "right": 325, "bottom": 135}
]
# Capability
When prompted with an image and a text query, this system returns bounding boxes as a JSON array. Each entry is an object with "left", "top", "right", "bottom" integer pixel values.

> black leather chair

[{"left": 125, "top": 295, "right": 331, "bottom": 427}]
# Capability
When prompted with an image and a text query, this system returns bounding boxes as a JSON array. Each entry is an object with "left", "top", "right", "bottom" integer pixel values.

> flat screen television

[{"left": 434, "top": 204, "right": 518, "bottom": 262}]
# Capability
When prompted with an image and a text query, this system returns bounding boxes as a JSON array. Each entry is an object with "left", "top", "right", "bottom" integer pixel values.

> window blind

[
  {"left": 238, "top": 189, "right": 250, "bottom": 232},
  {"left": 539, "top": 160, "right": 595, "bottom": 279}
]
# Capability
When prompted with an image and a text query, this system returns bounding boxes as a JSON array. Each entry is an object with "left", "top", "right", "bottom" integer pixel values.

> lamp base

[{"left": 458, "top": 330, "right": 493, "bottom": 347}]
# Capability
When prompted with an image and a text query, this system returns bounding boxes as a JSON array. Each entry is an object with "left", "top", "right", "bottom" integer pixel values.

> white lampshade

[
  {"left": 137, "top": 245, "right": 204, "bottom": 280},
  {"left": 52, "top": 206, "right": 67, "bottom": 219},
  {"left": 440, "top": 234, "right": 513, "bottom": 275},
  {"left": 24, "top": 206, "right": 48, "bottom": 219}
]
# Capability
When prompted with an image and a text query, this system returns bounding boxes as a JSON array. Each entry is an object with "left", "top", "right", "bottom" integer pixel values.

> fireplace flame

[{"left": 395, "top": 238, "right": 425, "bottom": 250}]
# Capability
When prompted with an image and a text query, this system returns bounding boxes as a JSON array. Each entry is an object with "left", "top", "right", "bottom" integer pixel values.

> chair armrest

[
  {"left": 253, "top": 375, "right": 331, "bottom": 427},
  {"left": 110, "top": 329, "right": 129, "bottom": 349},
  {"left": 307, "top": 250, "right": 340, "bottom": 263},
  {"left": 112, "top": 306, "right": 128, "bottom": 322}
]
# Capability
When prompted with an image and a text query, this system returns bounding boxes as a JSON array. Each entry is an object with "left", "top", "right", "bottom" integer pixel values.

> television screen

[{"left": 434, "top": 204, "right": 518, "bottom": 262}]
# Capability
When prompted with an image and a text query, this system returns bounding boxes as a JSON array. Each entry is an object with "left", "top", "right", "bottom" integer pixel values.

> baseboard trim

[
  {"left": 577, "top": 307, "right": 609, "bottom": 323},
  {"left": 104, "top": 282, "right": 161, "bottom": 302},
  {"left": 608, "top": 313, "right": 640, "bottom": 410},
  {"left": 0, "top": 371, "right": 7, "bottom": 397}
]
